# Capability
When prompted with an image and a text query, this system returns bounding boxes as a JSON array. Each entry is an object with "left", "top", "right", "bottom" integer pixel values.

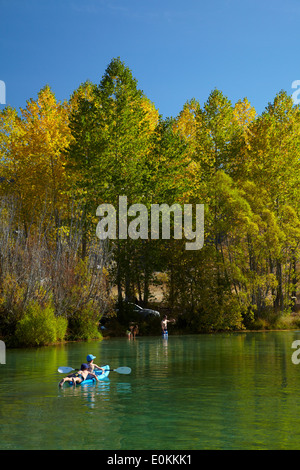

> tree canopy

[{"left": 1, "top": 58, "right": 300, "bottom": 345}]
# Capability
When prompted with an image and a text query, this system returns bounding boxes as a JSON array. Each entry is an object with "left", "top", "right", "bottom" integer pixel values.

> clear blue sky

[{"left": 1, "top": 0, "right": 300, "bottom": 117}]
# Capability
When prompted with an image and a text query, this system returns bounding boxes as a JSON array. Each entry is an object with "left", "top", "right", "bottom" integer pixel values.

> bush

[
  {"left": 68, "top": 303, "right": 102, "bottom": 341},
  {"left": 56, "top": 315, "right": 68, "bottom": 341},
  {"left": 15, "top": 301, "right": 67, "bottom": 346}
]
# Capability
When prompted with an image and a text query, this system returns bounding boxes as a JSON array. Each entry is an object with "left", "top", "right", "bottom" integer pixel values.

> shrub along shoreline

[{"left": 3, "top": 302, "right": 300, "bottom": 349}]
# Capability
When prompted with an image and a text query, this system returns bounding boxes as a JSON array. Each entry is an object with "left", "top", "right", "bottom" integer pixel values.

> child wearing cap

[
  {"left": 86, "top": 354, "right": 105, "bottom": 375},
  {"left": 59, "top": 363, "right": 99, "bottom": 387}
]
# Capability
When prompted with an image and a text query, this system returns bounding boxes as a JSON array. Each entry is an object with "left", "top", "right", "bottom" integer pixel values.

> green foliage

[
  {"left": 68, "top": 303, "right": 102, "bottom": 341},
  {"left": 56, "top": 316, "right": 69, "bottom": 341},
  {"left": 1, "top": 58, "right": 300, "bottom": 346},
  {"left": 15, "top": 301, "right": 68, "bottom": 347}
]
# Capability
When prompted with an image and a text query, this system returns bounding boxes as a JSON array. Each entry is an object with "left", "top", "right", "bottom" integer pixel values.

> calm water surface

[{"left": 1, "top": 331, "right": 300, "bottom": 450}]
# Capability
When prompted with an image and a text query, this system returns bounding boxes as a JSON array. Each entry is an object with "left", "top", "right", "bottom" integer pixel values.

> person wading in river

[{"left": 161, "top": 315, "right": 175, "bottom": 335}]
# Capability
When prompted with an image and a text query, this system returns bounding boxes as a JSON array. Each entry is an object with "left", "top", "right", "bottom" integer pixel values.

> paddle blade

[
  {"left": 58, "top": 366, "right": 75, "bottom": 374},
  {"left": 113, "top": 366, "right": 131, "bottom": 375}
]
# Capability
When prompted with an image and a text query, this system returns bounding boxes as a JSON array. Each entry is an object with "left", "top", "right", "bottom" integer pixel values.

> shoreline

[{"left": 3, "top": 326, "right": 300, "bottom": 350}]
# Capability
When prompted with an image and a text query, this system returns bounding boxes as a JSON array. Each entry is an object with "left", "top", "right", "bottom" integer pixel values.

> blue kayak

[{"left": 68, "top": 365, "right": 110, "bottom": 386}]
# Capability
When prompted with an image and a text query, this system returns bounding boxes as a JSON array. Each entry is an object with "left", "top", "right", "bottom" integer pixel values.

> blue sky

[{"left": 1, "top": 0, "right": 300, "bottom": 117}]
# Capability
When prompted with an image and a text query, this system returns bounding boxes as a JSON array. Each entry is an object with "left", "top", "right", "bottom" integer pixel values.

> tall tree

[
  {"left": 194, "top": 89, "right": 239, "bottom": 177},
  {"left": 67, "top": 58, "right": 159, "bottom": 302},
  {"left": 0, "top": 86, "right": 73, "bottom": 236},
  {"left": 242, "top": 91, "right": 300, "bottom": 311}
]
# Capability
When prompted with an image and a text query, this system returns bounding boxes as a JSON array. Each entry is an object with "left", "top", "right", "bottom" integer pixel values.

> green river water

[{"left": 1, "top": 331, "right": 300, "bottom": 450}]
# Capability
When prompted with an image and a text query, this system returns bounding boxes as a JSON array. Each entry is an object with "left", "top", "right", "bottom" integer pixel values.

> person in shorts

[{"left": 59, "top": 363, "right": 99, "bottom": 387}]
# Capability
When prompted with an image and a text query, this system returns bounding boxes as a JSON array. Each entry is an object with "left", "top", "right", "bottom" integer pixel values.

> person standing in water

[{"left": 161, "top": 315, "right": 175, "bottom": 336}]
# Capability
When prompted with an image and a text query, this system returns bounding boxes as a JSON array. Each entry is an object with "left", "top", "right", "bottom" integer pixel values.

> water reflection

[
  {"left": 3, "top": 332, "right": 300, "bottom": 449},
  {"left": 57, "top": 378, "right": 133, "bottom": 410},
  {"left": 57, "top": 379, "right": 111, "bottom": 407},
  {"left": 115, "top": 382, "right": 132, "bottom": 395},
  {"left": 162, "top": 337, "right": 168, "bottom": 353},
  {"left": 81, "top": 380, "right": 111, "bottom": 408}
]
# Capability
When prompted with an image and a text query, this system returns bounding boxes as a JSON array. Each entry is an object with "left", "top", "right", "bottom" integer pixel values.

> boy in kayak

[
  {"left": 59, "top": 363, "right": 99, "bottom": 387},
  {"left": 86, "top": 354, "right": 105, "bottom": 375}
]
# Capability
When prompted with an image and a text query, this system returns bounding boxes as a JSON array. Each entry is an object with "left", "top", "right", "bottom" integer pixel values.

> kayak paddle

[{"left": 58, "top": 366, "right": 131, "bottom": 375}]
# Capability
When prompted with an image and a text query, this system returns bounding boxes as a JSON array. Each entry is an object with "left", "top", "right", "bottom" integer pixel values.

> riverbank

[{"left": 2, "top": 307, "right": 300, "bottom": 349}]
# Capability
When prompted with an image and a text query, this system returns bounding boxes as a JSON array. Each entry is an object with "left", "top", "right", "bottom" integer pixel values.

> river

[{"left": 1, "top": 331, "right": 300, "bottom": 450}]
